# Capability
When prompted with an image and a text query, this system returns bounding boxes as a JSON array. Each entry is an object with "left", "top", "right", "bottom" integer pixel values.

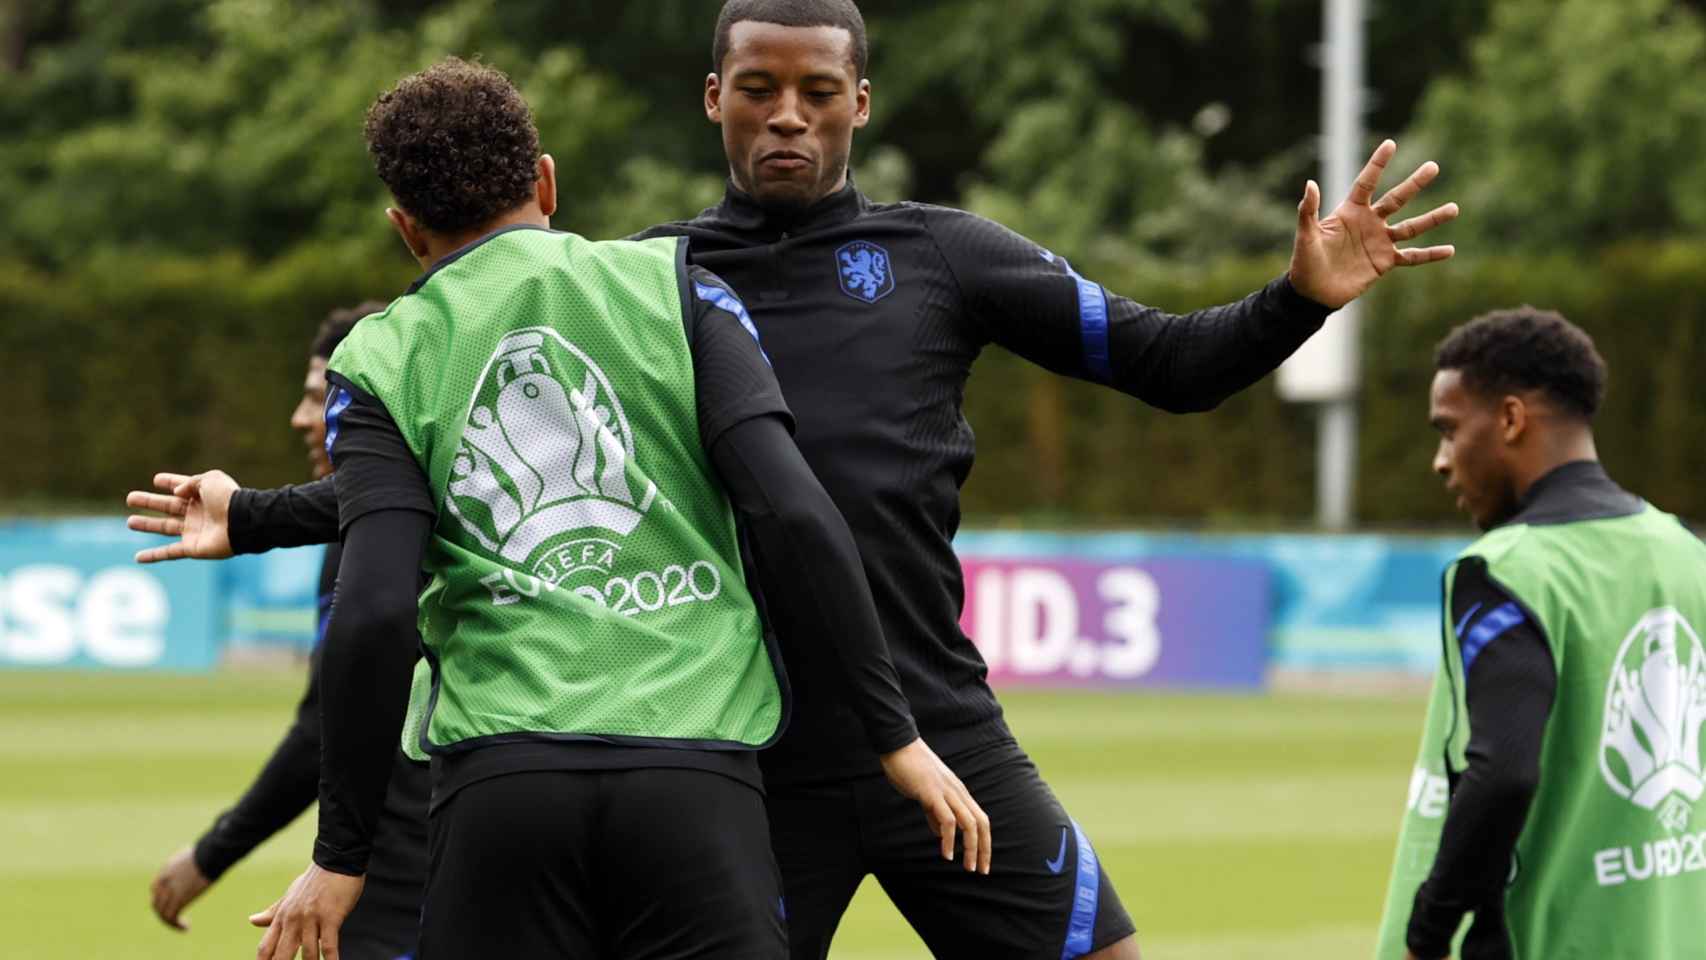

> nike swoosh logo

[{"left": 1045, "top": 826, "right": 1069, "bottom": 874}]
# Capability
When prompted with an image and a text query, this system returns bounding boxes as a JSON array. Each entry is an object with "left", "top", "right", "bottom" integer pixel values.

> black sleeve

[
  {"left": 709, "top": 414, "right": 919, "bottom": 754},
  {"left": 1406, "top": 561, "right": 1557, "bottom": 959},
  {"left": 228, "top": 476, "right": 340, "bottom": 554},
  {"left": 681, "top": 263, "right": 794, "bottom": 446},
  {"left": 924, "top": 207, "right": 1332, "bottom": 413},
  {"left": 311, "top": 386, "right": 434, "bottom": 875},
  {"left": 321, "top": 376, "right": 437, "bottom": 535},
  {"left": 192, "top": 645, "right": 323, "bottom": 879}
]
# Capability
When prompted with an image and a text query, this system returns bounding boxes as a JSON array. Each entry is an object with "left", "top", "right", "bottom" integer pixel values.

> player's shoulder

[
  {"left": 1456, "top": 522, "right": 1537, "bottom": 575},
  {"left": 628, "top": 203, "right": 728, "bottom": 241},
  {"left": 883, "top": 201, "right": 1044, "bottom": 255}
]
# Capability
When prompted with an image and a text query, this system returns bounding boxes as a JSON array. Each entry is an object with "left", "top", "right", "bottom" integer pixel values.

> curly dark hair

[
  {"left": 311, "top": 300, "right": 390, "bottom": 360},
  {"left": 363, "top": 57, "right": 541, "bottom": 235},
  {"left": 1435, "top": 307, "right": 1608, "bottom": 420},
  {"left": 713, "top": 0, "right": 867, "bottom": 78}
]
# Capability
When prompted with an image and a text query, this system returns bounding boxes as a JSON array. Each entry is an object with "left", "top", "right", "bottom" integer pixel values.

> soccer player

[
  {"left": 211, "top": 57, "right": 981, "bottom": 960},
  {"left": 1376, "top": 309, "right": 1706, "bottom": 959},
  {"left": 141, "top": 303, "right": 430, "bottom": 960},
  {"left": 132, "top": 2, "right": 1459, "bottom": 956}
]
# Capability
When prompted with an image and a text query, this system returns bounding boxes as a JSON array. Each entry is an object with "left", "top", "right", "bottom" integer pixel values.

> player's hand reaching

[
  {"left": 880, "top": 738, "right": 992, "bottom": 875},
  {"left": 1288, "top": 139, "right": 1459, "bottom": 310},
  {"left": 125, "top": 471, "right": 238, "bottom": 563},
  {"left": 250, "top": 862, "right": 364, "bottom": 960},
  {"left": 149, "top": 845, "right": 211, "bottom": 931}
]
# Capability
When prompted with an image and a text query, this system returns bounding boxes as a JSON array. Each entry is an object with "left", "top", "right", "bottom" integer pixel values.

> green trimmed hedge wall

[{"left": 5, "top": 243, "right": 1703, "bottom": 528}]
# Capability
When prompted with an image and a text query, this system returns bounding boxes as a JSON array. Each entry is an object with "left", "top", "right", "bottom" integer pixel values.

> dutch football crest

[
  {"left": 1600, "top": 607, "right": 1706, "bottom": 833},
  {"left": 446, "top": 328, "right": 657, "bottom": 585},
  {"left": 836, "top": 240, "right": 896, "bottom": 303}
]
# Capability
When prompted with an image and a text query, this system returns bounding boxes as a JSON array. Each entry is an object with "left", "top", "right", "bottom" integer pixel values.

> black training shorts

[
  {"left": 767, "top": 738, "right": 1136, "bottom": 959},
  {"left": 419, "top": 768, "right": 785, "bottom": 960}
]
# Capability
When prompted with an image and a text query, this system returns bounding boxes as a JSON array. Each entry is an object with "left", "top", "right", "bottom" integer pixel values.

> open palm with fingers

[
  {"left": 125, "top": 471, "right": 238, "bottom": 563},
  {"left": 1289, "top": 139, "right": 1459, "bottom": 310}
]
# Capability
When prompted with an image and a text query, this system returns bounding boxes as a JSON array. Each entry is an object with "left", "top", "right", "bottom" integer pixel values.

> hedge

[{"left": 4, "top": 241, "right": 1703, "bottom": 528}]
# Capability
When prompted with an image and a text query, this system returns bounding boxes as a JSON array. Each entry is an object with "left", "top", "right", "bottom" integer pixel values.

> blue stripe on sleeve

[
  {"left": 323, "top": 384, "right": 353, "bottom": 463},
  {"left": 694, "top": 281, "right": 771, "bottom": 365},
  {"left": 1459, "top": 601, "right": 1525, "bottom": 675},
  {"left": 1060, "top": 819, "right": 1101, "bottom": 959},
  {"left": 1058, "top": 258, "right": 1112, "bottom": 383}
]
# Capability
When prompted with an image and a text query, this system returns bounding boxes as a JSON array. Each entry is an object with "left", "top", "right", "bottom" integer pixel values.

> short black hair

[
  {"left": 712, "top": 0, "right": 868, "bottom": 78},
  {"left": 1435, "top": 307, "right": 1608, "bottom": 420},
  {"left": 311, "top": 301, "right": 389, "bottom": 360},
  {"left": 363, "top": 57, "right": 541, "bottom": 235}
]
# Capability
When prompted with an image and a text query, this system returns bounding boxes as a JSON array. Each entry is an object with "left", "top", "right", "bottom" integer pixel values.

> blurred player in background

[
  {"left": 216, "top": 57, "right": 981, "bottom": 960},
  {"left": 1377, "top": 308, "right": 1706, "bottom": 959},
  {"left": 140, "top": 303, "right": 430, "bottom": 960},
  {"left": 130, "top": 1, "right": 1460, "bottom": 956}
]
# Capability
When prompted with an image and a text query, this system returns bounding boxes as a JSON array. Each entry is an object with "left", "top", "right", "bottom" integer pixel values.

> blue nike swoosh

[{"left": 1045, "top": 826, "right": 1069, "bottom": 874}]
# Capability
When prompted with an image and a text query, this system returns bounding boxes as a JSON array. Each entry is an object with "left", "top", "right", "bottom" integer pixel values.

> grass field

[{"left": 0, "top": 671, "right": 1426, "bottom": 959}]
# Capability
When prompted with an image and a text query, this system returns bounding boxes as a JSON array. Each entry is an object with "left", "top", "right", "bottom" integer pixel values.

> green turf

[{"left": 0, "top": 671, "right": 1425, "bottom": 958}]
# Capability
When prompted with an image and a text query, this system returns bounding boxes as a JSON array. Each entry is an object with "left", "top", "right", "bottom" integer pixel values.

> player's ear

[
  {"left": 386, "top": 207, "right": 431, "bottom": 265},
  {"left": 853, "top": 78, "right": 871, "bottom": 129},
  {"left": 706, "top": 72, "right": 723, "bottom": 124},
  {"left": 536, "top": 154, "right": 558, "bottom": 219},
  {"left": 1500, "top": 394, "right": 1528, "bottom": 445}
]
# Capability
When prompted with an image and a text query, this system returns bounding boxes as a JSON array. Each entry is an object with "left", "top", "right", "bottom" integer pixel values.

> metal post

[{"left": 1316, "top": 0, "right": 1364, "bottom": 530}]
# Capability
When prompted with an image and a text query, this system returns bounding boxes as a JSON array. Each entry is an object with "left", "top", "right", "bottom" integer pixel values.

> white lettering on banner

[
  {"left": 1593, "top": 831, "right": 1706, "bottom": 887},
  {"left": 1099, "top": 569, "right": 1162, "bottom": 678},
  {"left": 1406, "top": 766, "right": 1450, "bottom": 818},
  {"left": 80, "top": 570, "right": 169, "bottom": 666},
  {"left": 0, "top": 565, "right": 170, "bottom": 667},
  {"left": 973, "top": 568, "right": 1006, "bottom": 671},
  {"left": 967, "top": 564, "right": 1164, "bottom": 680},
  {"left": 1009, "top": 569, "right": 1079, "bottom": 673}
]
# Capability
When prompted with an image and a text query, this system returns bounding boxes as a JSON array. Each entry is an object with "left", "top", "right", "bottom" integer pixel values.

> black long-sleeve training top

[
  {"left": 305, "top": 259, "right": 918, "bottom": 874},
  {"left": 634, "top": 182, "right": 1332, "bottom": 784},
  {"left": 231, "top": 182, "right": 1333, "bottom": 788},
  {"left": 1406, "top": 462, "right": 1644, "bottom": 960}
]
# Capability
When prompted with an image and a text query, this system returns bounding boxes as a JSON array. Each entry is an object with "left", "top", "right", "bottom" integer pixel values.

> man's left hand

[
  {"left": 250, "top": 863, "right": 363, "bottom": 960},
  {"left": 1288, "top": 139, "right": 1459, "bottom": 310}
]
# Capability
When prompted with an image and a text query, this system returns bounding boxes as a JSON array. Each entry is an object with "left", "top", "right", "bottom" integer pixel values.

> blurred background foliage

[{"left": 3, "top": 0, "right": 1704, "bottom": 525}]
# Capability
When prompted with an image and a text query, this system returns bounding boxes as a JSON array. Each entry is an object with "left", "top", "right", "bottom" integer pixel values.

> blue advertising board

[
  {"left": 0, "top": 519, "right": 219, "bottom": 671},
  {"left": 0, "top": 517, "right": 1473, "bottom": 679},
  {"left": 961, "top": 554, "right": 1270, "bottom": 688}
]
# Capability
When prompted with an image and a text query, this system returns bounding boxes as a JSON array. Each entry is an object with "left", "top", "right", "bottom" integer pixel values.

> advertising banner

[
  {"left": 0, "top": 521, "right": 219, "bottom": 671},
  {"left": 960, "top": 555, "right": 1270, "bottom": 688}
]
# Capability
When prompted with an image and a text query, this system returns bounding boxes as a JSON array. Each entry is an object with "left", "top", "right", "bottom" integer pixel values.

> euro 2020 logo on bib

[
  {"left": 1600, "top": 607, "right": 1706, "bottom": 833},
  {"left": 446, "top": 328, "right": 658, "bottom": 586}
]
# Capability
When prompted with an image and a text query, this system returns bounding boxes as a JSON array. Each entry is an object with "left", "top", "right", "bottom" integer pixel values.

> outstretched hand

[
  {"left": 125, "top": 471, "right": 239, "bottom": 563},
  {"left": 880, "top": 738, "right": 992, "bottom": 875},
  {"left": 1289, "top": 139, "right": 1459, "bottom": 310}
]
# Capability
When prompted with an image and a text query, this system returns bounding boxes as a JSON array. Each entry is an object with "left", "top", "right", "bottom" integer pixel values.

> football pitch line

[{"left": 0, "top": 672, "right": 1422, "bottom": 959}]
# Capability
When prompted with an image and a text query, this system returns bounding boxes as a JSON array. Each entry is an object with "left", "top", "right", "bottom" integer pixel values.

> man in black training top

[
  {"left": 140, "top": 304, "right": 428, "bottom": 960},
  {"left": 131, "top": 2, "right": 1459, "bottom": 957},
  {"left": 137, "top": 57, "right": 984, "bottom": 960}
]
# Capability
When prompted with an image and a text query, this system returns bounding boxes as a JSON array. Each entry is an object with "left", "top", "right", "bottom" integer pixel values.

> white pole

[{"left": 1317, "top": 0, "right": 1364, "bottom": 530}]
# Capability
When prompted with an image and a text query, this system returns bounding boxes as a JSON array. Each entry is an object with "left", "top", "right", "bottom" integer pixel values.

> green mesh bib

[
  {"left": 328, "top": 228, "right": 781, "bottom": 755},
  {"left": 1376, "top": 505, "right": 1706, "bottom": 958}
]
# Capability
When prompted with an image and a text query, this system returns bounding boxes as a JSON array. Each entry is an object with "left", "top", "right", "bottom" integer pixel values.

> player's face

[
  {"left": 1429, "top": 369, "right": 1518, "bottom": 531},
  {"left": 291, "top": 356, "right": 333, "bottom": 480},
  {"left": 708, "top": 22, "right": 870, "bottom": 213}
]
